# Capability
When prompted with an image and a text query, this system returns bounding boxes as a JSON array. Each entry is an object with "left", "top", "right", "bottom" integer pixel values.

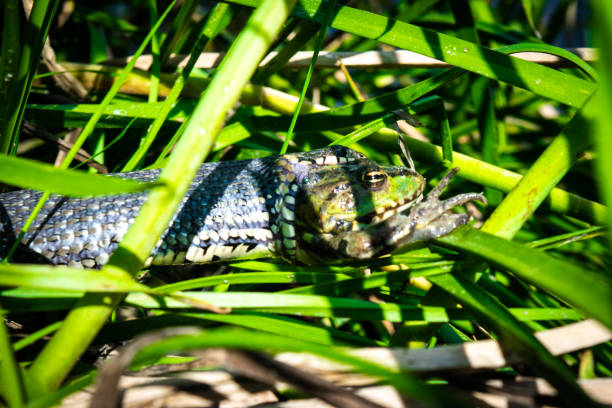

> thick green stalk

[
  {"left": 481, "top": 94, "right": 598, "bottom": 238},
  {"left": 28, "top": 0, "right": 297, "bottom": 391},
  {"left": 592, "top": 1, "right": 612, "bottom": 235}
]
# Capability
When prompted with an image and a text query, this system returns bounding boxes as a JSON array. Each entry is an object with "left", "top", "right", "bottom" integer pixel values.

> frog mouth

[{"left": 356, "top": 194, "right": 423, "bottom": 225}]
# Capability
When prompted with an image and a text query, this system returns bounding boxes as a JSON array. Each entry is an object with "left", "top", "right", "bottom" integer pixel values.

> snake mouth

[{"left": 356, "top": 194, "right": 423, "bottom": 226}]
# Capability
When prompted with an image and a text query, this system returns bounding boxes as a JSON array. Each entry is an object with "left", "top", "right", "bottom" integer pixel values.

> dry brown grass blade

[
  {"left": 275, "top": 319, "right": 612, "bottom": 373},
  {"left": 109, "top": 49, "right": 598, "bottom": 71}
]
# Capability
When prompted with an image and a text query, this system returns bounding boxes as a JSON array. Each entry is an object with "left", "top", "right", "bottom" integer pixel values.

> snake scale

[{"left": 0, "top": 146, "right": 485, "bottom": 268}]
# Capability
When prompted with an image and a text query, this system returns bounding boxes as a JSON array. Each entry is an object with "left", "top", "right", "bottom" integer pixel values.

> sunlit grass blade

[
  {"left": 25, "top": 101, "right": 193, "bottom": 128},
  {"left": 123, "top": 291, "right": 582, "bottom": 322},
  {"left": 497, "top": 42, "right": 599, "bottom": 81},
  {"left": 13, "top": 321, "right": 62, "bottom": 352},
  {"left": 155, "top": 271, "right": 352, "bottom": 293},
  {"left": 592, "top": 2, "right": 612, "bottom": 236},
  {"left": 0, "top": 154, "right": 158, "bottom": 195},
  {"left": 0, "top": 263, "right": 152, "bottom": 293}
]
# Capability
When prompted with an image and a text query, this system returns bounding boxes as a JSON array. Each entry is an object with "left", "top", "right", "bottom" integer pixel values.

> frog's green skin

[{"left": 0, "top": 146, "right": 485, "bottom": 267}]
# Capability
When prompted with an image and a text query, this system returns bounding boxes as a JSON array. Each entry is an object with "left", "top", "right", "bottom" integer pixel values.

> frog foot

[
  {"left": 326, "top": 168, "right": 486, "bottom": 259},
  {"left": 386, "top": 168, "right": 486, "bottom": 246}
]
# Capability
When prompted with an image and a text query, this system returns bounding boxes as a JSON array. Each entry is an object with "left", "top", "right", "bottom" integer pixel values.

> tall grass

[{"left": 0, "top": 1, "right": 610, "bottom": 406}]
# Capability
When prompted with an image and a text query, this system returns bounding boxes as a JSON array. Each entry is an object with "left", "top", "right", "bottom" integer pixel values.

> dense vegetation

[{"left": 1, "top": 0, "right": 611, "bottom": 406}]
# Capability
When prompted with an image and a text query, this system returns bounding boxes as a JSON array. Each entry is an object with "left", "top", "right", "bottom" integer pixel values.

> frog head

[{"left": 294, "top": 159, "right": 425, "bottom": 235}]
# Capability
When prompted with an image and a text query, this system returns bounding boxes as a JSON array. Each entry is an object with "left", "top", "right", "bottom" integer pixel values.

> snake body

[
  {"left": 0, "top": 146, "right": 484, "bottom": 267},
  {"left": 0, "top": 147, "right": 369, "bottom": 267}
]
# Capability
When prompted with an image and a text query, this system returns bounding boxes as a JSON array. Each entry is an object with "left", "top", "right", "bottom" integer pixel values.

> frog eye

[{"left": 362, "top": 170, "right": 388, "bottom": 190}]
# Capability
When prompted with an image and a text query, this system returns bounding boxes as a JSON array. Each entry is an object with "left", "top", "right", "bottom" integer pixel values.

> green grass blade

[
  {"left": 280, "top": 0, "right": 336, "bottom": 154},
  {"left": 437, "top": 227, "right": 612, "bottom": 329},
  {"left": 0, "top": 263, "right": 152, "bottom": 293},
  {"left": 0, "top": 154, "right": 157, "bottom": 196},
  {"left": 172, "top": 312, "right": 378, "bottom": 346},
  {"left": 328, "top": 113, "right": 395, "bottom": 147},
  {"left": 25, "top": 101, "right": 192, "bottom": 128},
  {"left": 26, "top": 372, "right": 97, "bottom": 408},
  {"left": 497, "top": 42, "right": 599, "bottom": 81},
  {"left": 146, "top": 0, "right": 161, "bottom": 103},
  {"left": 253, "top": 20, "right": 321, "bottom": 83},
  {"left": 123, "top": 3, "right": 231, "bottom": 171},
  {"left": 95, "top": 312, "right": 377, "bottom": 347},
  {"left": 155, "top": 271, "right": 351, "bottom": 293},
  {"left": 0, "top": 308, "right": 26, "bottom": 407},
  {"left": 254, "top": 68, "right": 464, "bottom": 132},
  {"left": 13, "top": 321, "right": 62, "bottom": 352},
  {"left": 158, "top": 0, "right": 198, "bottom": 65},
  {"left": 3, "top": 0, "right": 59, "bottom": 155},
  {"left": 281, "top": 264, "right": 452, "bottom": 296},
  {"left": 123, "top": 292, "right": 581, "bottom": 322}
]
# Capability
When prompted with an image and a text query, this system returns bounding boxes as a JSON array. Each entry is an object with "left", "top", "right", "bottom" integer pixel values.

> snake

[{"left": 0, "top": 146, "right": 485, "bottom": 268}]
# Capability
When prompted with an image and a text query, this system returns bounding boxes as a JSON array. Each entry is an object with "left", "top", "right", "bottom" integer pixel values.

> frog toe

[{"left": 410, "top": 213, "right": 472, "bottom": 242}]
